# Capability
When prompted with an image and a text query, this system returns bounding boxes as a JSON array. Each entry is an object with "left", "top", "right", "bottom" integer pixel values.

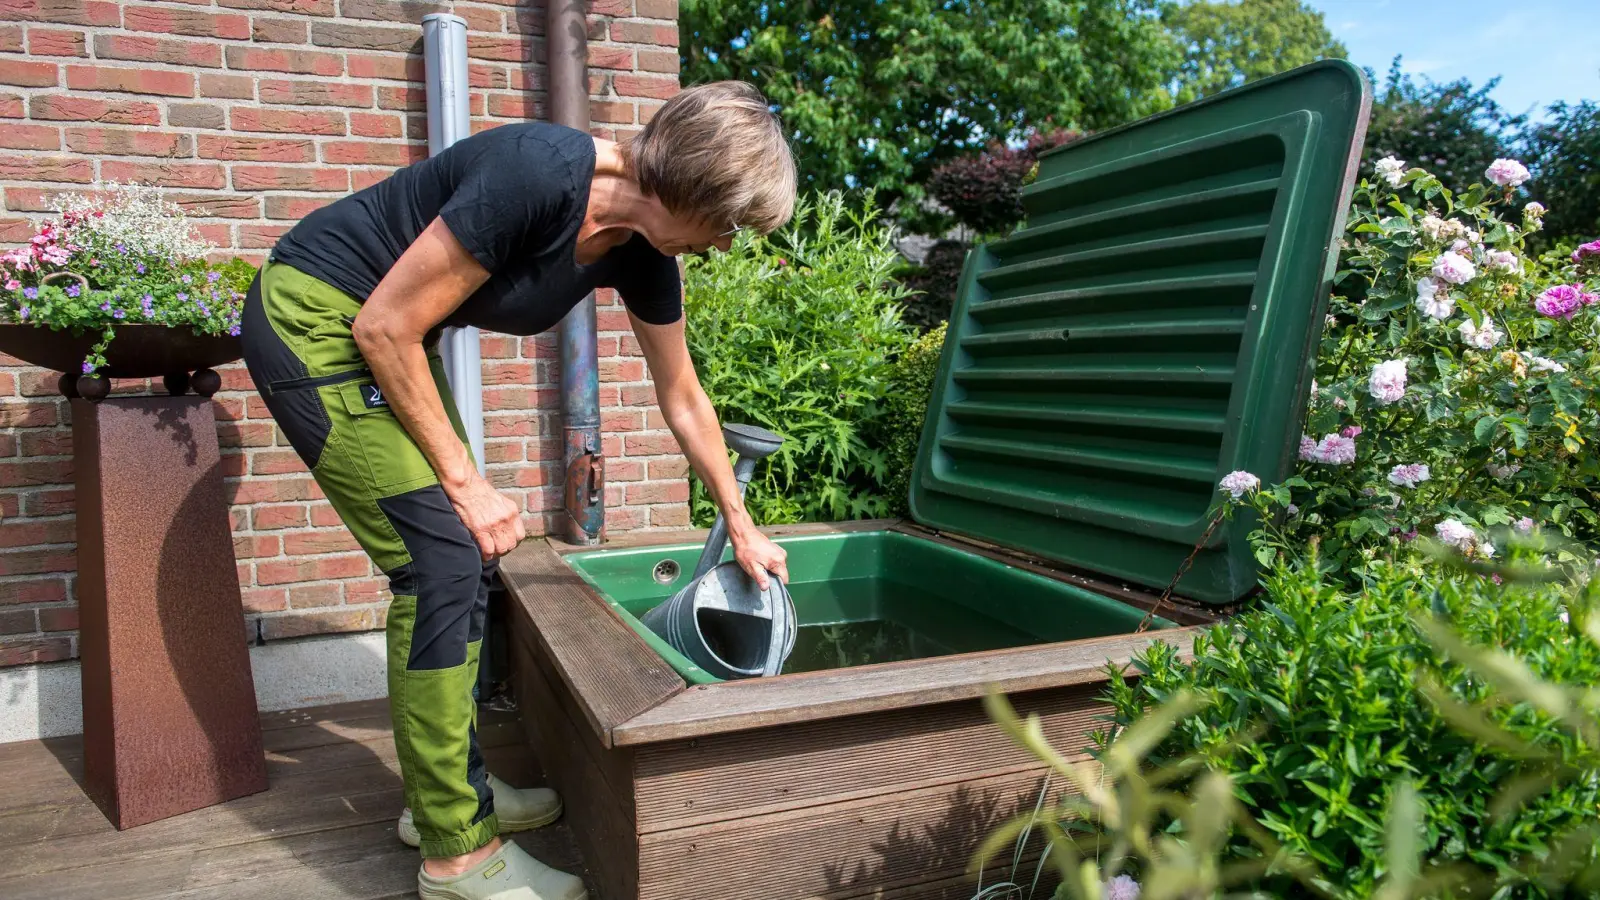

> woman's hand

[
  {"left": 442, "top": 471, "right": 527, "bottom": 561},
  {"left": 729, "top": 521, "right": 788, "bottom": 590}
]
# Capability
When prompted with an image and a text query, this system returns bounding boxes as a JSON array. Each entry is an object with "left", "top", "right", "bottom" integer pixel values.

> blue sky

[{"left": 1304, "top": 0, "right": 1600, "bottom": 119}]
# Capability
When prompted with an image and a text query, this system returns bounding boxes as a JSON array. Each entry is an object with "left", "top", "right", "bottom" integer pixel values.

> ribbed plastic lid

[{"left": 909, "top": 61, "right": 1371, "bottom": 604}]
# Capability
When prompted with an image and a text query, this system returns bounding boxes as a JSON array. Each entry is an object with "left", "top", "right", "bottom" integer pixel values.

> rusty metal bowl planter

[{"left": 0, "top": 323, "right": 239, "bottom": 401}]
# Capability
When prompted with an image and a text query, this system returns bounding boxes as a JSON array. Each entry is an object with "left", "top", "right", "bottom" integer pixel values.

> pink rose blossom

[
  {"left": 1415, "top": 277, "right": 1455, "bottom": 319},
  {"left": 1104, "top": 875, "right": 1141, "bottom": 900},
  {"left": 1218, "top": 470, "right": 1260, "bottom": 499},
  {"left": 1314, "top": 433, "right": 1357, "bottom": 465},
  {"left": 1435, "top": 519, "right": 1477, "bottom": 550},
  {"left": 1387, "top": 463, "right": 1431, "bottom": 488},
  {"left": 1368, "top": 359, "right": 1408, "bottom": 405},
  {"left": 1432, "top": 251, "right": 1476, "bottom": 285},
  {"left": 1574, "top": 240, "right": 1600, "bottom": 274},
  {"left": 1485, "top": 158, "right": 1531, "bottom": 187},
  {"left": 3, "top": 280, "right": 17, "bottom": 292},
  {"left": 1515, "top": 517, "right": 1535, "bottom": 533},
  {"left": 1457, "top": 316, "right": 1504, "bottom": 350},
  {"left": 1298, "top": 435, "right": 1318, "bottom": 462},
  {"left": 1486, "top": 250, "right": 1521, "bottom": 273},
  {"left": 1535, "top": 284, "right": 1592, "bottom": 319},
  {"left": 1342, "top": 425, "right": 1362, "bottom": 438}
]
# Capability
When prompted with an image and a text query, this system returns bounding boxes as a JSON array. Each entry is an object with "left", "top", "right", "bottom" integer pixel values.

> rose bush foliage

[{"left": 1258, "top": 157, "right": 1600, "bottom": 573}]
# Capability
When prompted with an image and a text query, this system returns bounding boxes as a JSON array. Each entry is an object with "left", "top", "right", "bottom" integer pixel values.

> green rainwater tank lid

[{"left": 909, "top": 60, "right": 1372, "bottom": 604}]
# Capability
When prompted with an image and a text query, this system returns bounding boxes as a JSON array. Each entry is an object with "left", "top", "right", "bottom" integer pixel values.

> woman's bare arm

[
  {"left": 629, "top": 310, "right": 789, "bottom": 587},
  {"left": 351, "top": 217, "right": 526, "bottom": 560}
]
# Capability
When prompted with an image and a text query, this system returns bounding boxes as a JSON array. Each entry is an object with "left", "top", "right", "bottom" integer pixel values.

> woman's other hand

[{"left": 443, "top": 472, "right": 527, "bottom": 561}]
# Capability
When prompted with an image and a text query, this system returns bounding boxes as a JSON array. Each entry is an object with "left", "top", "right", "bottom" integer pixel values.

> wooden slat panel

[
  {"left": 633, "top": 683, "right": 1103, "bottom": 832},
  {"left": 615, "top": 628, "right": 1196, "bottom": 746},
  {"left": 513, "top": 625, "right": 640, "bottom": 900},
  {"left": 638, "top": 767, "right": 1062, "bottom": 900},
  {"left": 500, "top": 538, "right": 685, "bottom": 746}
]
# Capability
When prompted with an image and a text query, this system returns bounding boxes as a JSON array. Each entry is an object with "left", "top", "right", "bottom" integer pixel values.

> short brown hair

[{"left": 624, "top": 81, "right": 796, "bottom": 235}]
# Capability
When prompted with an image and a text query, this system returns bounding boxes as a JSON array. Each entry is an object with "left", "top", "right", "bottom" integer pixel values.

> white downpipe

[{"left": 422, "top": 14, "right": 485, "bottom": 474}]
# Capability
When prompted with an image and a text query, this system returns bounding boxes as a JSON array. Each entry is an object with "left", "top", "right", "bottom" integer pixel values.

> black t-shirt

[{"left": 270, "top": 122, "right": 682, "bottom": 335}]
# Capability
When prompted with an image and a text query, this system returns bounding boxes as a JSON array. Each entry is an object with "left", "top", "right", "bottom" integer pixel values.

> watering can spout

[{"left": 640, "top": 423, "right": 797, "bottom": 680}]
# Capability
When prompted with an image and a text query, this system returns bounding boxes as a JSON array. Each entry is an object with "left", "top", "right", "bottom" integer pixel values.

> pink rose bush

[
  {"left": 0, "top": 182, "right": 249, "bottom": 374},
  {"left": 1219, "top": 156, "right": 1600, "bottom": 571}
]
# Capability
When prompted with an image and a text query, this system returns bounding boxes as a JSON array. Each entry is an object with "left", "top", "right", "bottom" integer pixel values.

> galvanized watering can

[{"left": 639, "top": 424, "right": 797, "bottom": 679}]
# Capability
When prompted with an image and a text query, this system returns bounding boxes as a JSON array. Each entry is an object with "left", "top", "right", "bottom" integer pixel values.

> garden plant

[
  {"left": 682, "top": 191, "right": 915, "bottom": 524},
  {"left": 1270, "top": 157, "right": 1600, "bottom": 575},
  {"left": 0, "top": 182, "right": 252, "bottom": 375}
]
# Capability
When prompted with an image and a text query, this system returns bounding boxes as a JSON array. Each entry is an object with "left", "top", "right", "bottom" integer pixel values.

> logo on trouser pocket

[{"left": 363, "top": 384, "right": 388, "bottom": 408}]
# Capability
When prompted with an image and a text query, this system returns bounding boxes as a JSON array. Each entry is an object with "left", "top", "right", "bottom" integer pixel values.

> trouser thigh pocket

[{"left": 337, "top": 380, "right": 438, "bottom": 492}]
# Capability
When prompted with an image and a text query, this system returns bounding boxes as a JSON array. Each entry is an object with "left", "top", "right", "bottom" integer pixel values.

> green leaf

[
  {"left": 1548, "top": 375, "right": 1583, "bottom": 415},
  {"left": 1474, "top": 414, "right": 1499, "bottom": 444}
]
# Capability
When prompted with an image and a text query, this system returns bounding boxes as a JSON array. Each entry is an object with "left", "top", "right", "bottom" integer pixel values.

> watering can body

[{"left": 639, "top": 424, "right": 798, "bottom": 679}]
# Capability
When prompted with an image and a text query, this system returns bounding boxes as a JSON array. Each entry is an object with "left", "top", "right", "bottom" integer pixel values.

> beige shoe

[
  {"left": 417, "top": 840, "right": 586, "bottom": 900},
  {"left": 399, "top": 774, "right": 563, "bottom": 848}
]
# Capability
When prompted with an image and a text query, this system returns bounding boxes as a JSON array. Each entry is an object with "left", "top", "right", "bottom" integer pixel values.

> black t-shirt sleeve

[
  {"left": 436, "top": 133, "right": 578, "bottom": 273},
  {"left": 607, "top": 234, "right": 683, "bottom": 325}
]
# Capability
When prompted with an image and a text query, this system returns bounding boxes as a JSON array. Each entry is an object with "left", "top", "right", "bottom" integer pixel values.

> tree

[
  {"left": 1164, "top": 0, "right": 1346, "bottom": 102},
  {"left": 1526, "top": 100, "right": 1600, "bottom": 244},
  {"left": 680, "top": 0, "right": 1178, "bottom": 210},
  {"left": 1363, "top": 60, "right": 1525, "bottom": 192}
]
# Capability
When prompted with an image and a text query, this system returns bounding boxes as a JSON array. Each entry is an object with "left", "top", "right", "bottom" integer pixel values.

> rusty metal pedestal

[{"left": 74, "top": 396, "right": 268, "bottom": 830}]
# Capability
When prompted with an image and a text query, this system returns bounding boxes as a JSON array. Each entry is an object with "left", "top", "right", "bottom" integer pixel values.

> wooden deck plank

[
  {"left": 500, "top": 537, "right": 686, "bottom": 747},
  {"left": 0, "top": 699, "right": 583, "bottom": 900},
  {"left": 614, "top": 627, "right": 1198, "bottom": 745}
]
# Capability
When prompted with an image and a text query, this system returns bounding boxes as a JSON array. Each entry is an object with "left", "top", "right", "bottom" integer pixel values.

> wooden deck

[{"left": 0, "top": 699, "right": 591, "bottom": 900}]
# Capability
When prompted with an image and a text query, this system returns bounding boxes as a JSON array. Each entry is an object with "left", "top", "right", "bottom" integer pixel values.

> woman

[{"left": 241, "top": 81, "right": 795, "bottom": 900}]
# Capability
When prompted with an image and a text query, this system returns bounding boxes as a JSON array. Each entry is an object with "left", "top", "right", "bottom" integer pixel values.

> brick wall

[{"left": 0, "top": 0, "right": 688, "bottom": 667}]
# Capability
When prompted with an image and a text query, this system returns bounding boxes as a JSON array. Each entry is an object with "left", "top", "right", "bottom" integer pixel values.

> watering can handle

[
  {"left": 690, "top": 424, "right": 783, "bottom": 581},
  {"left": 690, "top": 454, "right": 759, "bottom": 581}
]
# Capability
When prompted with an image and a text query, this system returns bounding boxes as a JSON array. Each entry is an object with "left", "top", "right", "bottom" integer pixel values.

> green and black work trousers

[{"left": 241, "top": 259, "right": 499, "bottom": 858}]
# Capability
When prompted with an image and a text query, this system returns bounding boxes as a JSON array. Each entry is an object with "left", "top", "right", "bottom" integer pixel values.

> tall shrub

[
  {"left": 1362, "top": 61, "right": 1524, "bottom": 192},
  {"left": 683, "top": 193, "right": 915, "bottom": 525},
  {"left": 1526, "top": 100, "right": 1600, "bottom": 246},
  {"left": 881, "top": 323, "right": 947, "bottom": 515}
]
